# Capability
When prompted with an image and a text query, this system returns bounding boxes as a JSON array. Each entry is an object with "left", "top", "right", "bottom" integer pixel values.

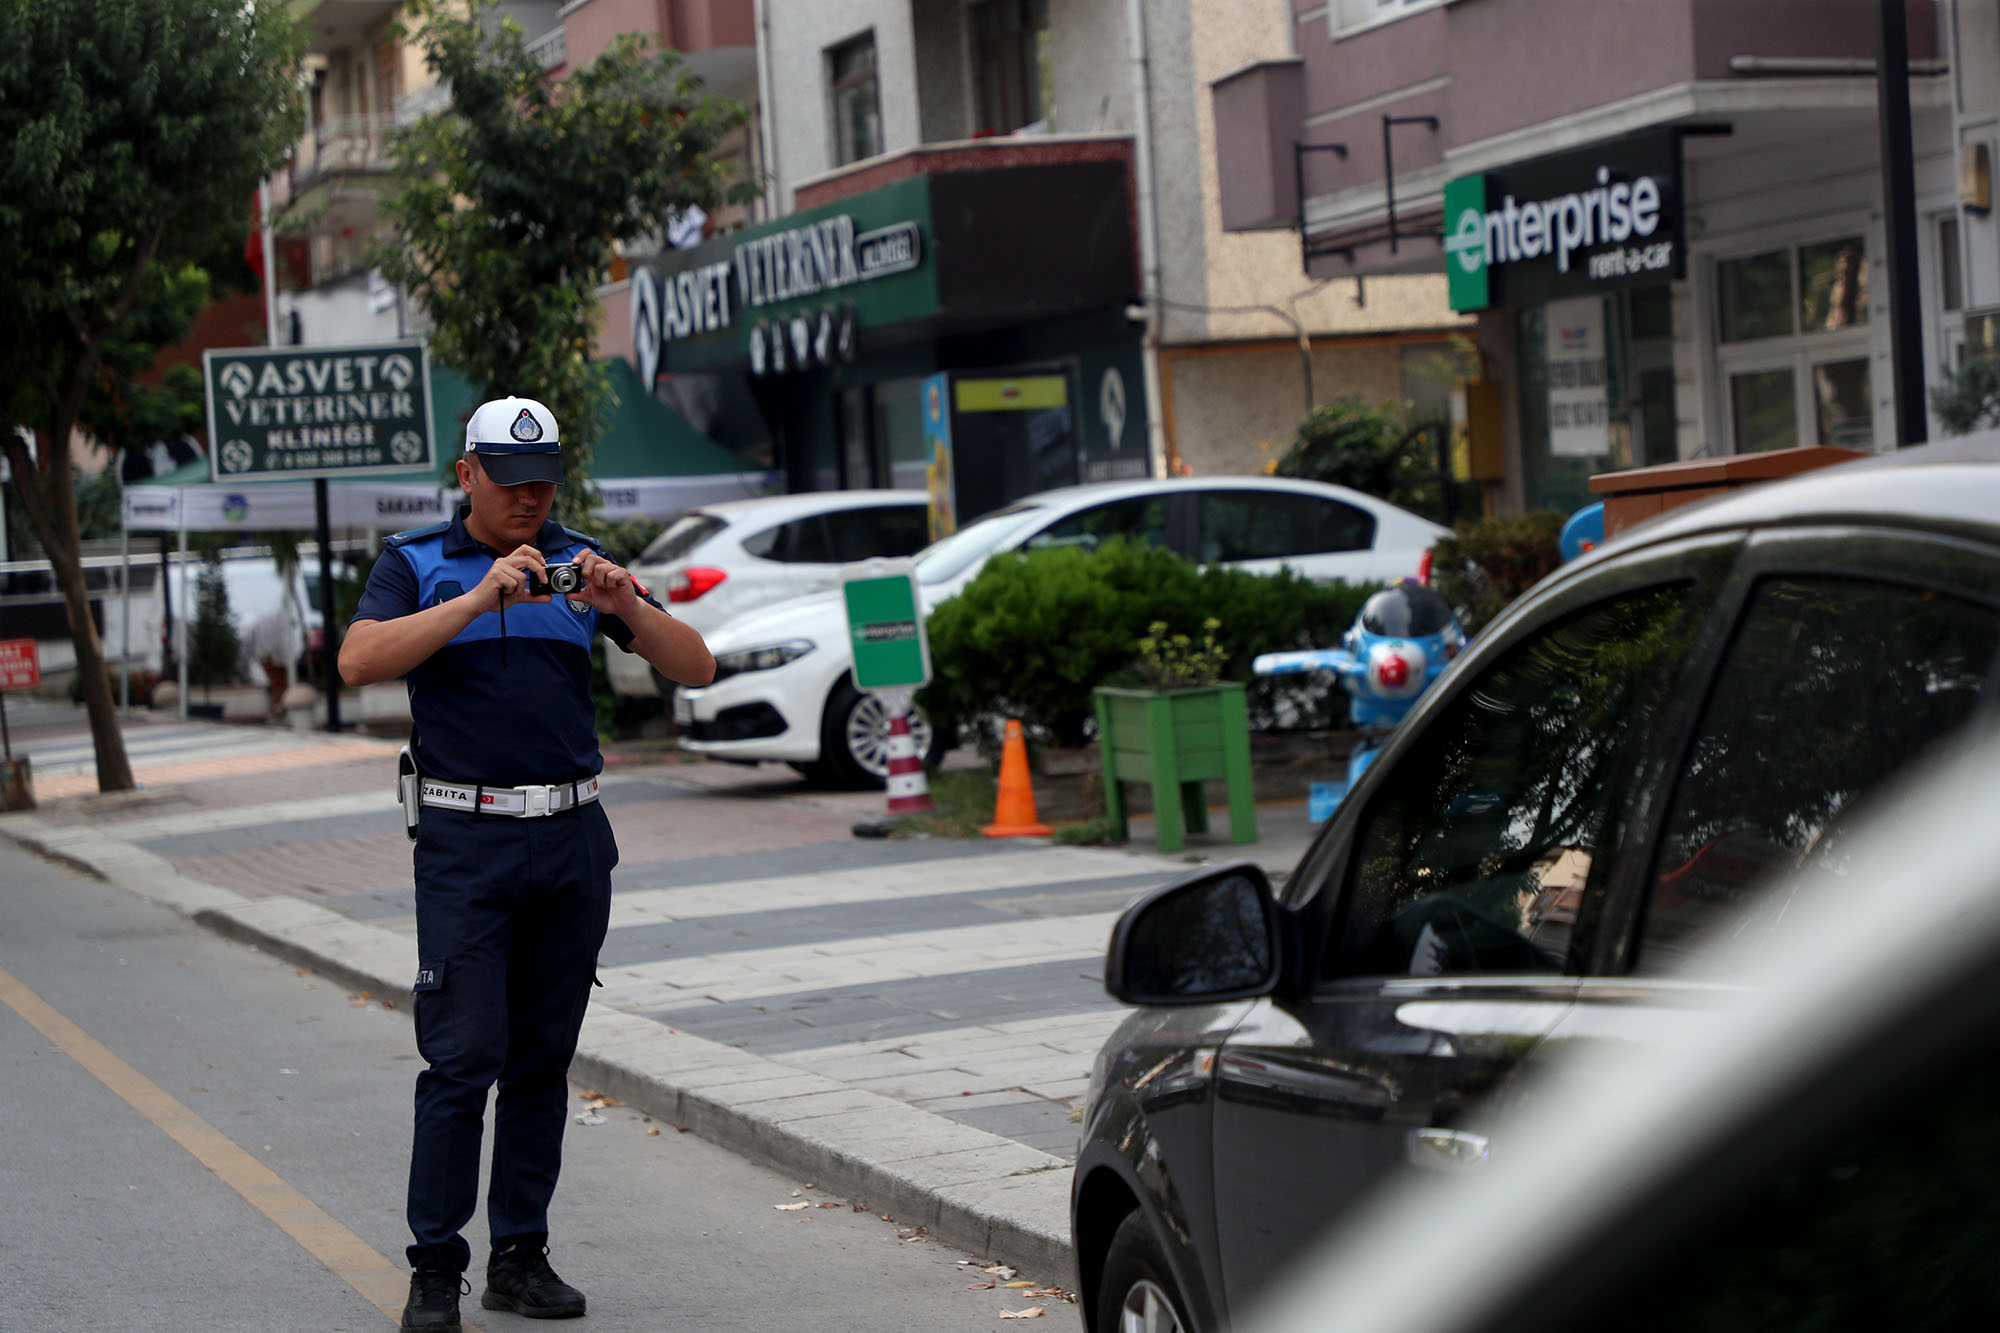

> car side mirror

[{"left": 1105, "top": 861, "right": 1281, "bottom": 1005}]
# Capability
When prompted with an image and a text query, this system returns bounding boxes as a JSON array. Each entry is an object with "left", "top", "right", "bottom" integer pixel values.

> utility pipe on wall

[{"left": 1125, "top": 0, "right": 1171, "bottom": 477}]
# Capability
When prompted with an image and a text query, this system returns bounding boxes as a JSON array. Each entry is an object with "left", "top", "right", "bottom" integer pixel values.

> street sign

[
  {"left": 0, "top": 639, "right": 40, "bottom": 691},
  {"left": 843, "top": 560, "right": 930, "bottom": 691},
  {"left": 201, "top": 341, "right": 436, "bottom": 482}
]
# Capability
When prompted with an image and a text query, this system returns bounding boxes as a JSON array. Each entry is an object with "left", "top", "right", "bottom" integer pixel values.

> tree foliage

[
  {"left": 378, "top": 0, "right": 753, "bottom": 526},
  {"left": 1272, "top": 394, "right": 1448, "bottom": 520},
  {"left": 1931, "top": 353, "right": 2000, "bottom": 435},
  {"left": 0, "top": 0, "right": 304, "bottom": 791}
]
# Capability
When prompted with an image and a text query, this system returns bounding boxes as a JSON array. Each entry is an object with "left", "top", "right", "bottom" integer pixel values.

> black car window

[
  {"left": 737, "top": 523, "right": 781, "bottom": 559},
  {"left": 1638, "top": 575, "right": 2000, "bottom": 974},
  {"left": 1327, "top": 585, "right": 1695, "bottom": 980},
  {"left": 641, "top": 512, "right": 726, "bottom": 563},
  {"left": 1025, "top": 496, "right": 1169, "bottom": 552},
  {"left": 1199, "top": 491, "right": 1373, "bottom": 562},
  {"left": 858, "top": 505, "right": 930, "bottom": 557},
  {"left": 780, "top": 516, "right": 835, "bottom": 564}
]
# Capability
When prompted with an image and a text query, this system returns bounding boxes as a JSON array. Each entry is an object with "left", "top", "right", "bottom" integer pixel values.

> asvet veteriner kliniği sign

[{"left": 202, "top": 342, "right": 436, "bottom": 481}]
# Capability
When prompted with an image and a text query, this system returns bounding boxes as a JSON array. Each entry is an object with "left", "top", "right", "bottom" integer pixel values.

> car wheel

[
  {"left": 819, "top": 680, "right": 938, "bottom": 791},
  {"left": 1097, "top": 1212, "right": 1190, "bottom": 1333}
]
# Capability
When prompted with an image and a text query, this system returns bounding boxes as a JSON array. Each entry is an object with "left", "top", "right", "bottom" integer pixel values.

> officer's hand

[
  {"left": 573, "top": 549, "right": 645, "bottom": 617},
  {"left": 478, "top": 545, "right": 551, "bottom": 608}
]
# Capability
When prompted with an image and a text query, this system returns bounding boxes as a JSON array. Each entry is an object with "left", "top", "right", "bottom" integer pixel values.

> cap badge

[{"left": 510, "top": 408, "right": 544, "bottom": 443}]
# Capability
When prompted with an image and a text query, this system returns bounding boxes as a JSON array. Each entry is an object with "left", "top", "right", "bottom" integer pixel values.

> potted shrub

[{"left": 1092, "top": 619, "right": 1258, "bottom": 853}]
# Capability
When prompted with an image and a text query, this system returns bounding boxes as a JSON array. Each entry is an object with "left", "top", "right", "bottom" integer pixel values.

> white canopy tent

[{"left": 118, "top": 468, "right": 778, "bottom": 719}]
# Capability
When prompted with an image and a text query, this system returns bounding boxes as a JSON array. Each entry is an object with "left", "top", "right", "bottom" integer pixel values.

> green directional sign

[
  {"left": 844, "top": 561, "right": 930, "bottom": 690},
  {"left": 202, "top": 341, "right": 436, "bottom": 481},
  {"left": 1443, "top": 173, "right": 1491, "bottom": 312}
]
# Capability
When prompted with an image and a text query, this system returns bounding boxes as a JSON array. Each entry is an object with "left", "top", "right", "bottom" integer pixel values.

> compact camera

[{"left": 528, "top": 562, "right": 584, "bottom": 596}]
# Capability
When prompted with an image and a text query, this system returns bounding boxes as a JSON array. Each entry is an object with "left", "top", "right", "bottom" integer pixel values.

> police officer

[{"left": 340, "top": 396, "right": 714, "bottom": 1331}]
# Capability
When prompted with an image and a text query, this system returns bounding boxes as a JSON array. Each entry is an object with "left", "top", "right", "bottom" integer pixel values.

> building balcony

[
  {"left": 292, "top": 112, "right": 397, "bottom": 190},
  {"left": 290, "top": 0, "right": 403, "bottom": 57}
]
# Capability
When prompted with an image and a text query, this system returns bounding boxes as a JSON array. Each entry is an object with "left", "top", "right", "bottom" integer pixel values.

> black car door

[
  {"left": 1543, "top": 525, "right": 2000, "bottom": 1061},
  {"left": 1205, "top": 535, "right": 1741, "bottom": 1316}
]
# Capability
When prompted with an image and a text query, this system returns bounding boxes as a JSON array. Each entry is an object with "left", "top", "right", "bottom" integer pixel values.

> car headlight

[{"left": 710, "top": 639, "right": 815, "bottom": 681}]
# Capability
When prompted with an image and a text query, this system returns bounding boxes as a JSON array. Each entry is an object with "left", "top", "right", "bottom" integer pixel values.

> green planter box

[{"left": 1093, "top": 682, "right": 1257, "bottom": 853}]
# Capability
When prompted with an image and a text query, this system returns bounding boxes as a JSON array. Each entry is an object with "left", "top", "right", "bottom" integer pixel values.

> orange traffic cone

[{"left": 982, "top": 719, "right": 1052, "bottom": 838}]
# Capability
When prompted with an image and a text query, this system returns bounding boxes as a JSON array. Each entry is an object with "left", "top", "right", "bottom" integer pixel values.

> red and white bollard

[{"left": 882, "top": 689, "right": 933, "bottom": 817}]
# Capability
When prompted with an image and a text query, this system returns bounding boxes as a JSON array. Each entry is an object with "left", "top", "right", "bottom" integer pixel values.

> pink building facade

[{"left": 1214, "top": 0, "right": 1984, "bottom": 516}]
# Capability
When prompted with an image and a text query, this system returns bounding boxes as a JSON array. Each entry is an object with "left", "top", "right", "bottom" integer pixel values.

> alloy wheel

[
  {"left": 842, "top": 690, "right": 934, "bottom": 779},
  {"left": 1117, "top": 1278, "right": 1185, "bottom": 1333}
]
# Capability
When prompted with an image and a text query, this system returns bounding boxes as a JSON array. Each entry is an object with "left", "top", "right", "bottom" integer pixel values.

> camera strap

[{"left": 495, "top": 582, "right": 509, "bottom": 667}]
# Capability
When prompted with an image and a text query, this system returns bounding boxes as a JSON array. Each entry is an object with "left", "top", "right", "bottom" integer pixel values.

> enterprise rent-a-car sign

[
  {"left": 1444, "top": 128, "right": 1684, "bottom": 312},
  {"left": 202, "top": 342, "right": 435, "bottom": 481}
]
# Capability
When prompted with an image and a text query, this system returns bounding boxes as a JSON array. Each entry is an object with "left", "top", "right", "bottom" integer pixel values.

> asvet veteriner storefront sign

[{"left": 202, "top": 342, "right": 436, "bottom": 481}]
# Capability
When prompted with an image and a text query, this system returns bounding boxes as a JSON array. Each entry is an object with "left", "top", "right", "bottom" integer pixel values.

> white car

[
  {"left": 604, "top": 490, "right": 929, "bottom": 700},
  {"left": 675, "top": 476, "right": 1449, "bottom": 788}
]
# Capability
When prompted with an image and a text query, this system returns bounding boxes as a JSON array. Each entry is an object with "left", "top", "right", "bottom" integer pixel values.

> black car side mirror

[{"left": 1105, "top": 861, "right": 1281, "bottom": 1005}]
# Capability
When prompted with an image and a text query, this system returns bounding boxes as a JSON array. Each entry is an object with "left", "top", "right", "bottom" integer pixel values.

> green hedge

[
  {"left": 919, "top": 538, "right": 1377, "bottom": 749},
  {"left": 1428, "top": 510, "right": 1565, "bottom": 634}
]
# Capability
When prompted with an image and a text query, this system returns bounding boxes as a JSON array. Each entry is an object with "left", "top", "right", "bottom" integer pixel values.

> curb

[{"left": 0, "top": 814, "right": 1080, "bottom": 1289}]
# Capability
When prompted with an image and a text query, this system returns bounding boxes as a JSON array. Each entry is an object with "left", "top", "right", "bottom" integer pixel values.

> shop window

[
  {"left": 1940, "top": 215, "right": 1963, "bottom": 314},
  {"left": 1713, "top": 235, "right": 1874, "bottom": 452},
  {"left": 973, "top": 0, "right": 1050, "bottom": 135},
  {"left": 829, "top": 33, "right": 882, "bottom": 166}
]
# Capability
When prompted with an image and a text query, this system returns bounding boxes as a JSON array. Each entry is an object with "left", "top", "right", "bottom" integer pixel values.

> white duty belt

[{"left": 417, "top": 776, "right": 601, "bottom": 818}]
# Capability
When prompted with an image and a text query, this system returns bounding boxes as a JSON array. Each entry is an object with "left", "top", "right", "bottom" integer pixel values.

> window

[
  {"left": 1197, "top": 492, "right": 1373, "bottom": 563},
  {"left": 1329, "top": 586, "right": 1696, "bottom": 978},
  {"left": 824, "top": 505, "right": 928, "bottom": 561},
  {"left": 828, "top": 33, "right": 881, "bottom": 166},
  {"left": 1715, "top": 235, "right": 1874, "bottom": 451},
  {"left": 1026, "top": 496, "right": 1169, "bottom": 552},
  {"left": 640, "top": 513, "right": 726, "bottom": 564},
  {"left": 1640, "top": 575, "right": 2000, "bottom": 973},
  {"left": 1332, "top": 0, "right": 1443, "bottom": 35},
  {"left": 972, "top": 0, "right": 1050, "bottom": 135}
]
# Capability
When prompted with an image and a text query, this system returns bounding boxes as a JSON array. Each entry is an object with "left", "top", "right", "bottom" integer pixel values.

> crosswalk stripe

[
  {"left": 605, "top": 850, "right": 1158, "bottom": 928},
  {"left": 598, "top": 910, "right": 1122, "bottom": 1007}
]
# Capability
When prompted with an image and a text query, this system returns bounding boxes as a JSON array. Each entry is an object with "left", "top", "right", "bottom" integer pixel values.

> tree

[
  {"left": 378, "top": 0, "right": 753, "bottom": 527},
  {"left": 1273, "top": 395, "right": 1441, "bottom": 519},
  {"left": 1931, "top": 354, "right": 2000, "bottom": 435},
  {"left": 188, "top": 551, "right": 240, "bottom": 702},
  {"left": 0, "top": 0, "right": 303, "bottom": 792}
]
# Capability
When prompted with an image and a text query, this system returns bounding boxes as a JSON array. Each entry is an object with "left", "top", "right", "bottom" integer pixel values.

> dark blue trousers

[{"left": 405, "top": 801, "right": 616, "bottom": 1272}]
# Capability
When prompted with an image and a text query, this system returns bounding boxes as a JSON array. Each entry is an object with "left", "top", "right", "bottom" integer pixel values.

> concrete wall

[
  {"left": 1166, "top": 337, "right": 1449, "bottom": 476},
  {"left": 763, "top": 0, "right": 920, "bottom": 209}
]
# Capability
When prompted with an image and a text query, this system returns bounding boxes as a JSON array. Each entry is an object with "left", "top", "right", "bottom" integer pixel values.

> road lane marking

[{"left": 0, "top": 962, "right": 477, "bottom": 1330}]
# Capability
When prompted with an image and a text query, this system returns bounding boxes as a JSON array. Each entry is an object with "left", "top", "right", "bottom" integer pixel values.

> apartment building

[
  {"left": 1214, "top": 0, "right": 1997, "bottom": 515},
  {"left": 623, "top": 0, "right": 1464, "bottom": 513}
]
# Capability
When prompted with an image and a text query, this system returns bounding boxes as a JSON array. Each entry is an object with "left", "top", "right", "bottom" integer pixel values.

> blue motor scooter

[{"left": 1253, "top": 581, "right": 1466, "bottom": 820}]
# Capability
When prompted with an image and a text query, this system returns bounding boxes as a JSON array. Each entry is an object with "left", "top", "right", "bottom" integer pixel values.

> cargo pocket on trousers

[{"left": 411, "top": 958, "right": 459, "bottom": 1065}]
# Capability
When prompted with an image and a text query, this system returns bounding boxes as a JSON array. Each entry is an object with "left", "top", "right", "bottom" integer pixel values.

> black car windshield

[{"left": 915, "top": 504, "right": 1050, "bottom": 585}]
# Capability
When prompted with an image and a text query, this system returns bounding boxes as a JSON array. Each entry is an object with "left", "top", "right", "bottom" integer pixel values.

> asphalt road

[{"left": 0, "top": 841, "right": 1072, "bottom": 1330}]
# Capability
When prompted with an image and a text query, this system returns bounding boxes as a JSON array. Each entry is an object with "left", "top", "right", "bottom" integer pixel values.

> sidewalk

[{"left": 0, "top": 697, "right": 1327, "bottom": 1289}]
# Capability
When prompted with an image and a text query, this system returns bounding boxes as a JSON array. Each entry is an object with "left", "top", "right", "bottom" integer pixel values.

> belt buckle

[{"left": 522, "top": 784, "right": 553, "bottom": 818}]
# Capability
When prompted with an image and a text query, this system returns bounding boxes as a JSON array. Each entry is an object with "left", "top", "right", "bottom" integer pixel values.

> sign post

[
  {"left": 0, "top": 638, "right": 41, "bottom": 809},
  {"left": 843, "top": 560, "right": 933, "bottom": 832},
  {"left": 202, "top": 341, "right": 436, "bottom": 731}
]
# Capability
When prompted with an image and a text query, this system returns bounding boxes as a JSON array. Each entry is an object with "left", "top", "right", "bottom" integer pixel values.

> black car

[{"left": 1070, "top": 436, "right": 2000, "bottom": 1333}]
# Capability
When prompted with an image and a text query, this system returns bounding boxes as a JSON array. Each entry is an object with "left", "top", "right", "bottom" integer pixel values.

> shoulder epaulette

[
  {"left": 383, "top": 520, "right": 451, "bottom": 549},
  {"left": 560, "top": 526, "right": 606, "bottom": 554}
]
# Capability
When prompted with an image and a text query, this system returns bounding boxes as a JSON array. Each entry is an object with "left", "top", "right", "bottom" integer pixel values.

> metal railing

[
  {"left": 526, "top": 26, "right": 566, "bottom": 71},
  {"left": 293, "top": 112, "right": 398, "bottom": 186}
]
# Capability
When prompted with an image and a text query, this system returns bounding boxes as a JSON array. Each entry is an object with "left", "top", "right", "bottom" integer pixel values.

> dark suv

[{"left": 1070, "top": 437, "right": 2000, "bottom": 1333}]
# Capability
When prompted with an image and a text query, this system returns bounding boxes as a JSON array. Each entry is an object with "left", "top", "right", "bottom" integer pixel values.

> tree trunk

[{"left": 8, "top": 425, "right": 136, "bottom": 793}]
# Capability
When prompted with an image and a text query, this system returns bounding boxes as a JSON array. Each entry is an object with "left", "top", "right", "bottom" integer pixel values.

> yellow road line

[{"left": 0, "top": 962, "right": 482, "bottom": 1331}]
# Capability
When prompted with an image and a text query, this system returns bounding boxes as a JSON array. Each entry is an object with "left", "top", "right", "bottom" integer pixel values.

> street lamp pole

[{"left": 1877, "top": 0, "right": 1929, "bottom": 447}]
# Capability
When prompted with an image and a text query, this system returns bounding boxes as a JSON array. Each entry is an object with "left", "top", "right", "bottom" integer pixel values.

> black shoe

[
  {"left": 483, "top": 1244, "right": 587, "bottom": 1319},
  {"left": 400, "top": 1265, "right": 466, "bottom": 1331}
]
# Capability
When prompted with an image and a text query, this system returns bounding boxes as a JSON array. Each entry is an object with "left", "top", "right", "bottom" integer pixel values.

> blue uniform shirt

[{"left": 353, "top": 508, "right": 662, "bottom": 786}]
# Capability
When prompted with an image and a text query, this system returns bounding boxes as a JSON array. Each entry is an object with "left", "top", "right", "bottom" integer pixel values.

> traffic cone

[
  {"left": 883, "top": 708, "right": 934, "bottom": 816},
  {"left": 982, "top": 719, "right": 1052, "bottom": 838}
]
